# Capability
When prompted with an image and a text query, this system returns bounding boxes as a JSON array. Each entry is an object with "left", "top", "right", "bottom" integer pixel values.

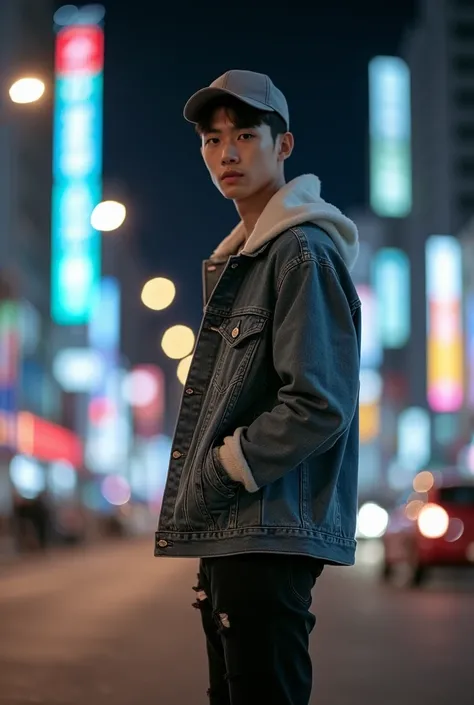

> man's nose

[{"left": 221, "top": 143, "right": 240, "bottom": 165}]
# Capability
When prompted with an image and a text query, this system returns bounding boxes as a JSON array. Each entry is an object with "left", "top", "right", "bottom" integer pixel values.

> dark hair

[{"left": 195, "top": 94, "right": 288, "bottom": 142}]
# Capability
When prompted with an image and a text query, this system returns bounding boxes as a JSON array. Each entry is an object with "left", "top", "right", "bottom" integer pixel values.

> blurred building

[
  {"left": 0, "top": 3, "right": 118, "bottom": 553},
  {"left": 397, "top": 1, "right": 474, "bottom": 459},
  {"left": 0, "top": 0, "right": 61, "bottom": 422},
  {"left": 400, "top": 0, "right": 474, "bottom": 407},
  {"left": 402, "top": 0, "right": 474, "bottom": 236},
  {"left": 0, "top": 0, "right": 73, "bottom": 553}
]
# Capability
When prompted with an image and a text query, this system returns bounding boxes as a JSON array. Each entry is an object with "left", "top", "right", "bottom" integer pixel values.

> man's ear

[{"left": 277, "top": 131, "right": 294, "bottom": 161}]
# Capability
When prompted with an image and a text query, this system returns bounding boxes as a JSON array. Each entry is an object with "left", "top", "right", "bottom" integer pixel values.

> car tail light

[{"left": 417, "top": 503, "right": 450, "bottom": 539}]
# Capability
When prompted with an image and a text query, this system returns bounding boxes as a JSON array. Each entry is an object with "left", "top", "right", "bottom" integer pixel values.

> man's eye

[
  {"left": 238, "top": 133, "right": 254, "bottom": 141},
  {"left": 205, "top": 137, "right": 219, "bottom": 145}
]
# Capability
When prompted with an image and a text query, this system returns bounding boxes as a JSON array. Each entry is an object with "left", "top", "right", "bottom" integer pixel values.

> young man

[{"left": 155, "top": 69, "right": 361, "bottom": 705}]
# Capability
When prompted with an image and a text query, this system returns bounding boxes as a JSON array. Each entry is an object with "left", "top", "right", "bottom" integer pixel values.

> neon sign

[
  {"left": 426, "top": 236, "right": 463, "bottom": 412},
  {"left": 373, "top": 248, "right": 410, "bottom": 348},
  {"left": 51, "top": 24, "right": 104, "bottom": 324},
  {"left": 369, "top": 56, "right": 412, "bottom": 218}
]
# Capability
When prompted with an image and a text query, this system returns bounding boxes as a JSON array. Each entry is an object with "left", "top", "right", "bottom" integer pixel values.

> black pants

[{"left": 194, "top": 553, "right": 324, "bottom": 705}]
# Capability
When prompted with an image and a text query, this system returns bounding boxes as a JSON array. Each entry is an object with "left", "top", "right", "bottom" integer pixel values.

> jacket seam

[
  {"left": 156, "top": 526, "right": 356, "bottom": 545},
  {"left": 276, "top": 249, "right": 361, "bottom": 313},
  {"left": 349, "top": 297, "right": 361, "bottom": 314},
  {"left": 288, "top": 226, "right": 306, "bottom": 259},
  {"left": 205, "top": 305, "right": 272, "bottom": 318},
  {"left": 276, "top": 253, "right": 335, "bottom": 294},
  {"left": 289, "top": 225, "right": 334, "bottom": 258}
]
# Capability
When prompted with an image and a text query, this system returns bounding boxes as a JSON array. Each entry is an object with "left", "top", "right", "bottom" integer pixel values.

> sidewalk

[{"left": 0, "top": 534, "right": 143, "bottom": 573}]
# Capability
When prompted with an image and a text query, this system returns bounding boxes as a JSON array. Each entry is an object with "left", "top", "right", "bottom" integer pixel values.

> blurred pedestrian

[{"left": 31, "top": 491, "right": 51, "bottom": 550}]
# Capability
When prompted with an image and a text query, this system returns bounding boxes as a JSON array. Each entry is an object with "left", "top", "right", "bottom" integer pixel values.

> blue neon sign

[{"left": 51, "top": 25, "right": 104, "bottom": 325}]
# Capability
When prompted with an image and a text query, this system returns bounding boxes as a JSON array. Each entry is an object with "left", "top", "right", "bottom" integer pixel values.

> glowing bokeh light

[
  {"left": 405, "top": 499, "right": 424, "bottom": 521},
  {"left": 161, "top": 325, "right": 194, "bottom": 360},
  {"left": 141, "top": 278, "right": 176, "bottom": 311},
  {"left": 91, "top": 200, "right": 126, "bottom": 232},
  {"left": 101, "top": 475, "right": 131, "bottom": 506},
  {"left": 357, "top": 502, "right": 389, "bottom": 539},
  {"left": 122, "top": 369, "right": 159, "bottom": 408},
  {"left": 177, "top": 355, "right": 193, "bottom": 385},
  {"left": 417, "top": 503, "right": 449, "bottom": 539},
  {"left": 9, "top": 77, "right": 45, "bottom": 104},
  {"left": 413, "top": 470, "right": 435, "bottom": 494}
]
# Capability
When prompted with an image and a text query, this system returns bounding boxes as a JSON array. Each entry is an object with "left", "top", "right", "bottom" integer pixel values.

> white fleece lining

[
  {"left": 218, "top": 427, "right": 259, "bottom": 493},
  {"left": 210, "top": 174, "right": 359, "bottom": 271}
]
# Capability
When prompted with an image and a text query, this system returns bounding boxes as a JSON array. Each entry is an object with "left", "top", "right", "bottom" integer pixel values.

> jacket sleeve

[{"left": 218, "top": 256, "right": 360, "bottom": 492}]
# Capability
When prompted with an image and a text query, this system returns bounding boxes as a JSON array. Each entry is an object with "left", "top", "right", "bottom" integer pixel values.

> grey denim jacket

[{"left": 155, "top": 221, "right": 361, "bottom": 565}]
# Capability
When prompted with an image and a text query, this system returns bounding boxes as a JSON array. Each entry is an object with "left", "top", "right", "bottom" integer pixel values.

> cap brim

[{"left": 183, "top": 86, "right": 275, "bottom": 123}]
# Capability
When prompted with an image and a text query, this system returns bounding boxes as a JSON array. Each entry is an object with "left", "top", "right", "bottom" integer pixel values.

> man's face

[{"left": 200, "top": 107, "right": 291, "bottom": 201}]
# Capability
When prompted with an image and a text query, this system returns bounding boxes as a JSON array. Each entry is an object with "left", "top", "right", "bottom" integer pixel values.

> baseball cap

[{"left": 183, "top": 69, "right": 290, "bottom": 129}]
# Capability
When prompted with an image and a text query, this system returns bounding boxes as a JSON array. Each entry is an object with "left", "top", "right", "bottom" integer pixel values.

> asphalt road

[{"left": 0, "top": 538, "right": 473, "bottom": 705}]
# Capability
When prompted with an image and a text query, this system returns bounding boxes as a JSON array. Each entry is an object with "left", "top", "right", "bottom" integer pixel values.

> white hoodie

[{"left": 211, "top": 174, "right": 359, "bottom": 270}]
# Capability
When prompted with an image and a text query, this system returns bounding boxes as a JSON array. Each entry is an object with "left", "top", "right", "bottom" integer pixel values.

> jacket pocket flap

[{"left": 218, "top": 314, "right": 267, "bottom": 347}]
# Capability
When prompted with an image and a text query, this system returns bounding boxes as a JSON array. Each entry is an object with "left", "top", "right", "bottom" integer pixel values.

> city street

[{"left": 0, "top": 538, "right": 473, "bottom": 705}]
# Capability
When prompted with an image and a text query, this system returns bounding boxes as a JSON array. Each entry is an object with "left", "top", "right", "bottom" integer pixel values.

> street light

[
  {"left": 9, "top": 77, "right": 45, "bottom": 104},
  {"left": 90, "top": 200, "right": 127, "bottom": 232},
  {"left": 161, "top": 325, "right": 194, "bottom": 360},
  {"left": 141, "top": 277, "right": 176, "bottom": 311}
]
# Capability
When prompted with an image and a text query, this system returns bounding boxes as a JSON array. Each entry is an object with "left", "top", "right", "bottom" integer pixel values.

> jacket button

[
  {"left": 231, "top": 327, "right": 240, "bottom": 339},
  {"left": 231, "top": 263, "right": 239, "bottom": 269},
  {"left": 157, "top": 539, "right": 168, "bottom": 548},
  {"left": 185, "top": 387, "right": 194, "bottom": 395},
  {"left": 172, "top": 450, "right": 182, "bottom": 459}
]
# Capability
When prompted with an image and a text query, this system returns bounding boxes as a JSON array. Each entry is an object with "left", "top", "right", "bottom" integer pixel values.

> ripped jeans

[{"left": 193, "top": 553, "right": 324, "bottom": 705}]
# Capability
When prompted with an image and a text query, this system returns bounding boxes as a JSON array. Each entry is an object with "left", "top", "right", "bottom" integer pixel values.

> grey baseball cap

[{"left": 183, "top": 69, "right": 289, "bottom": 129}]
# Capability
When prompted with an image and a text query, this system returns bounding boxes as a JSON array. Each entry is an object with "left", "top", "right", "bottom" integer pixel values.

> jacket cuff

[{"left": 217, "top": 427, "right": 259, "bottom": 493}]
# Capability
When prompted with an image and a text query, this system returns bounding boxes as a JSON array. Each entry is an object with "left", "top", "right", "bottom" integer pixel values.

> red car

[{"left": 382, "top": 475, "right": 474, "bottom": 587}]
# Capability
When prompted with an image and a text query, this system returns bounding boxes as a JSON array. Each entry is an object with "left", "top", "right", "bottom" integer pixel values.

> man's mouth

[{"left": 221, "top": 171, "right": 244, "bottom": 181}]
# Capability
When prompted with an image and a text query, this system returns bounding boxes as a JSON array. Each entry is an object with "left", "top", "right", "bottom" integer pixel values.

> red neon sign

[
  {"left": 55, "top": 25, "right": 104, "bottom": 75},
  {"left": 17, "top": 412, "right": 83, "bottom": 468}
]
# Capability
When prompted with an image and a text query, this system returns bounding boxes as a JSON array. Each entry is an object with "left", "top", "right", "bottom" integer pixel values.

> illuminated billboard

[
  {"left": 426, "top": 236, "right": 463, "bottom": 413},
  {"left": 372, "top": 248, "right": 410, "bottom": 348},
  {"left": 369, "top": 56, "right": 412, "bottom": 218},
  {"left": 51, "top": 24, "right": 104, "bottom": 324},
  {"left": 359, "top": 369, "right": 382, "bottom": 443}
]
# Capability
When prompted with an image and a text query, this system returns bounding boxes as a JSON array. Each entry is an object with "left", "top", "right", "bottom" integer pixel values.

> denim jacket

[{"left": 155, "top": 175, "right": 361, "bottom": 565}]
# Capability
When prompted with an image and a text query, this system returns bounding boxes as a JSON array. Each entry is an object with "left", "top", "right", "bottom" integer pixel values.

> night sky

[{"left": 98, "top": 0, "right": 415, "bottom": 337}]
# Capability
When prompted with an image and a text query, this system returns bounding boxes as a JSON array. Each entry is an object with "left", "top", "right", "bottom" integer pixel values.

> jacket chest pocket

[{"left": 211, "top": 313, "right": 267, "bottom": 394}]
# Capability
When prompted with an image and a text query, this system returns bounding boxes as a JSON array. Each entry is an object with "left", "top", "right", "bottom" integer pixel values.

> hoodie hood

[{"left": 211, "top": 174, "right": 359, "bottom": 270}]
